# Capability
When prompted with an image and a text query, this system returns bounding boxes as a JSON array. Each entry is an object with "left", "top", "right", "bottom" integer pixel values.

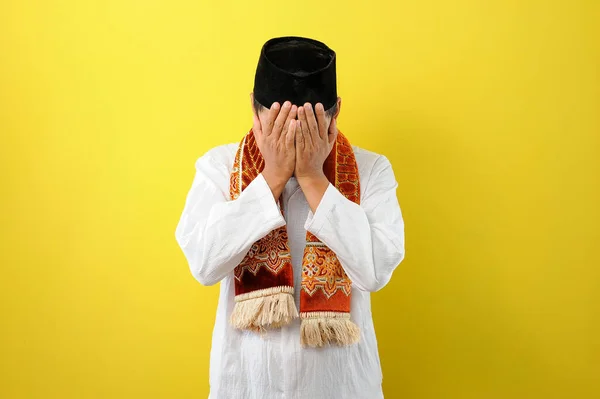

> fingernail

[{"left": 272, "top": 102, "right": 279, "bottom": 109}]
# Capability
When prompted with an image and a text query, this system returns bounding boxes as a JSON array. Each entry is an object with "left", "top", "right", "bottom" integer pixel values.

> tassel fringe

[
  {"left": 300, "top": 312, "right": 360, "bottom": 348},
  {"left": 230, "top": 286, "right": 298, "bottom": 333}
]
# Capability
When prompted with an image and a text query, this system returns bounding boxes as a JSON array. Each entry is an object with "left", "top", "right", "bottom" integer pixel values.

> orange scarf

[{"left": 229, "top": 128, "right": 361, "bottom": 348}]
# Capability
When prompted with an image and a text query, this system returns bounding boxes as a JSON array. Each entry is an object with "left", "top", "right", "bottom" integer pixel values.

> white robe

[{"left": 175, "top": 141, "right": 405, "bottom": 399}]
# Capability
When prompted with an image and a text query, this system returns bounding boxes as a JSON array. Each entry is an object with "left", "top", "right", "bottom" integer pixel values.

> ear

[
  {"left": 333, "top": 96, "right": 342, "bottom": 119},
  {"left": 250, "top": 92, "right": 263, "bottom": 135},
  {"left": 250, "top": 92, "right": 258, "bottom": 117},
  {"left": 328, "top": 117, "right": 338, "bottom": 146}
]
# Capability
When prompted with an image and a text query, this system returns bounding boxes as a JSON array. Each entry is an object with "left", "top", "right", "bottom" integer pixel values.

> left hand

[{"left": 295, "top": 102, "right": 338, "bottom": 180}]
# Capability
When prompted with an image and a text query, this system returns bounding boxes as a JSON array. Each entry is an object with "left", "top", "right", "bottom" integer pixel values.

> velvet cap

[{"left": 253, "top": 36, "right": 337, "bottom": 110}]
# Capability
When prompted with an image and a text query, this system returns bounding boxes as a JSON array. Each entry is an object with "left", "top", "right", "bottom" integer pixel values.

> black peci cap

[{"left": 253, "top": 36, "right": 337, "bottom": 110}]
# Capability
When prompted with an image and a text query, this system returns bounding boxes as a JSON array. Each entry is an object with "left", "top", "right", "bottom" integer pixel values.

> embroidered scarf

[{"left": 229, "top": 128, "right": 360, "bottom": 348}]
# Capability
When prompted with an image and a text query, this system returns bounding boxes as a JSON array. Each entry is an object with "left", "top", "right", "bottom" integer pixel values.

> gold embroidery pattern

[
  {"left": 301, "top": 244, "right": 352, "bottom": 298},
  {"left": 234, "top": 227, "right": 292, "bottom": 281}
]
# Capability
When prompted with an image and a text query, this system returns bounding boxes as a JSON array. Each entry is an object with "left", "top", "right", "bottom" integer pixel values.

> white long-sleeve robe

[{"left": 175, "top": 141, "right": 405, "bottom": 399}]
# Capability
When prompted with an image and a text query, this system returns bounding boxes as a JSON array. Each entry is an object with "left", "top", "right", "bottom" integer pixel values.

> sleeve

[
  {"left": 175, "top": 152, "right": 286, "bottom": 286},
  {"left": 303, "top": 155, "right": 405, "bottom": 292}
]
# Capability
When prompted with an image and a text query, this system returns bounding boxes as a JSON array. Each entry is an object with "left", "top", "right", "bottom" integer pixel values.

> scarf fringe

[
  {"left": 230, "top": 287, "right": 298, "bottom": 332},
  {"left": 300, "top": 313, "right": 360, "bottom": 348}
]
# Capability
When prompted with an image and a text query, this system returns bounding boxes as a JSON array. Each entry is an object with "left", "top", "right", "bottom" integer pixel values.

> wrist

[
  {"left": 297, "top": 172, "right": 328, "bottom": 189},
  {"left": 262, "top": 167, "right": 289, "bottom": 186},
  {"left": 261, "top": 167, "right": 289, "bottom": 199},
  {"left": 297, "top": 172, "right": 329, "bottom": 213}
]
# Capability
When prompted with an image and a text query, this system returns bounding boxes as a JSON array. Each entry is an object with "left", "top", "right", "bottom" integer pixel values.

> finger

[
  {"left": 296, "top": 120, "right": 304, "bottom": 154},
  {"left": 265, "top": 102, "right": 281, "bottom": 136},
  {"left": 303, "top": 103, "right": 319, "bottom": 143},
  {"left": 296, "top": 120, "right": 305, "bottom": 150},
  {"left": 286, "top": 119, "right": 296, "bottom": 148},
  {"left": 272, "top": 101, "right": 292, "bottom": 138},
  {"left": 315, "top": 103, "right": 327, "bottom": 140},
  {"left": 282, "top": 104, "right": 298, "bottom": 136},
  {"left": 297, "top": 106, "right": 312, "bottom": 147}
]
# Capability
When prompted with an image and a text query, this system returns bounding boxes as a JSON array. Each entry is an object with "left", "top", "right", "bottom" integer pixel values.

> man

[{"left": 175, "top": 36, "right": 405, "bottom": 399}]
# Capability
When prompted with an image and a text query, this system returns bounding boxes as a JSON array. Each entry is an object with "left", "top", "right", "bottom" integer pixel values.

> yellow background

[{"left": 1, "top": 0, "right": 599, "bottom": 398}]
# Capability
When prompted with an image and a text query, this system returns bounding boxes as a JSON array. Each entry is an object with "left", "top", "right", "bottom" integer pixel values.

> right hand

[{"left": 252, "top": 98, "right": 298, "bottom": 194}]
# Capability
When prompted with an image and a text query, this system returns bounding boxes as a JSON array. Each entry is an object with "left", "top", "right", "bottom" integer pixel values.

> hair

[{"left": 253, "top": 97, "right": 338, "bottom": 119}]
